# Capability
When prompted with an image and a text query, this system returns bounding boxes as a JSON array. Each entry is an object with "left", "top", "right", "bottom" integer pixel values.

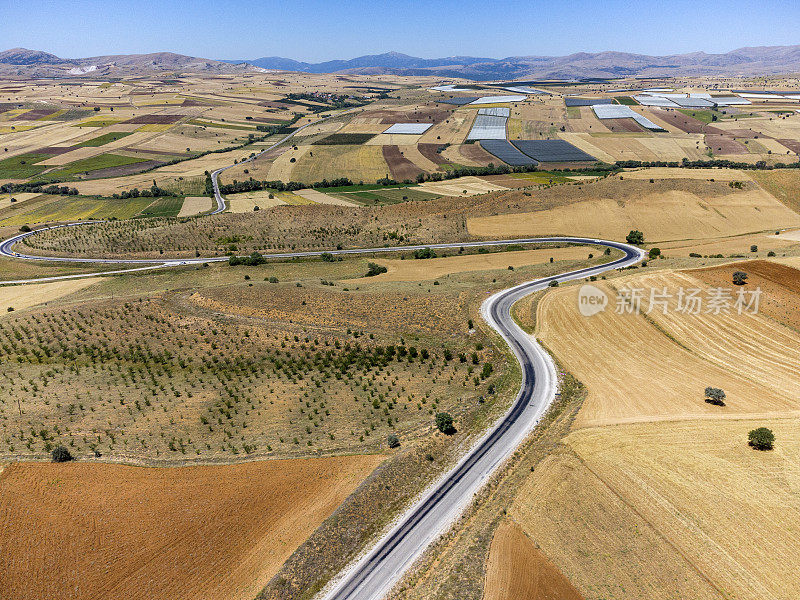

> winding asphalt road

[
  {"left": 0, "top": 117, "right": 644, "bottom": 599},
  {"left": 319, "top": 238, "right": 643, "bottom": 600}
]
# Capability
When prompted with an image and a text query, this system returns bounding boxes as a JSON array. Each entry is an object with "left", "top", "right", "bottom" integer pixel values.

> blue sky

[{"left": 2, "top": 0, "right": 799, "bottom": 61}]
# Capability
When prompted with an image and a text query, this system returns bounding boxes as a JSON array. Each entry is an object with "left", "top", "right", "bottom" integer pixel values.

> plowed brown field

[
  {"left": 382, "top": 145, "right": 423, "bottom": 181},
  {"left": 690, "top": 260, "right": 800, "bottom": 330},
  {"left": 0, "top": 455, "right": 382, "bottom": 600},
  {"left": 484, "top": 520, "right": 583, "bottom": 600}
]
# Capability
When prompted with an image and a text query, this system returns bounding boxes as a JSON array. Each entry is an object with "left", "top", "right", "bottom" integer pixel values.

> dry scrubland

[
  {"left": 502, "top": 261, "right": 800, "bottom": 600},
  {"left": 0, "top": 455, "right": 382, "bottom": 600},
  {"left": 0, "top": 240, "right": 608, "bottom": 465}
]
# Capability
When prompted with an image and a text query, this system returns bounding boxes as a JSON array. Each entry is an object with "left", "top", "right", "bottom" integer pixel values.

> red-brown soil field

[
  {"left": 483, "top": 520, "right": 584, "bottom": 600},
  {"left": 690, "top": 259, "right": 800, "bottom": 331},
  {"left": 417, "top": 143, "right": 450, "bottom": 165},
  {"left": 705, "top": 133, "right": 749, "bottom": 154},
  {"left": 0, "top": 455, "right": 382, "bottom": 600},
  {"left": 650, "top": 109, "right": 706, "bottom": 133},
  {"left": 383, "top": 145, "right": 424, "bottom": 181}
]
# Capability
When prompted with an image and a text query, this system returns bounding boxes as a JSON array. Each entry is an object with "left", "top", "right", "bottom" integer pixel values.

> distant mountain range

[
  {"left": 228, "top": 47, "right": 800, "bottom": 80},
  {"left": 0, "top": 48, "right": 250, "bottom": 77},
  {"left": 2, "top": 45, "right": 800, "bottom": 80}
]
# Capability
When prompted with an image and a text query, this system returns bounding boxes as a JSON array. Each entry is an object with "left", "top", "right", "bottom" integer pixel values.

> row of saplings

[
  {"left": 48, "top": 390, "right": 773, "bottom": 462},
  {"left": 49, "top": 410, "right": 457, "bottom": 461},
  {"left": 705, "top": 386, "right": 775, "bottom": 450}
]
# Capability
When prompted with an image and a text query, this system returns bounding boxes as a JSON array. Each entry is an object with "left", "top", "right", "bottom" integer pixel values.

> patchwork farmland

[{"left": 3, "top": 64, "right": 800, "bottom": 600}]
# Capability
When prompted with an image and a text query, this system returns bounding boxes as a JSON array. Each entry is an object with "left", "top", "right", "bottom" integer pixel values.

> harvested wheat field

[
  {"left": 634, "top": 270, "right": 800, "bottom": 398},
  {"left": 0, "top": 277, "right": 99, "bottom": 312},
  {"left": 417, "top": 176, "right": 508, "bottom": 197},
  {"left": 513, "top": 451, "right": 721, "bottom": 600},
  {"left": 750, "top": 169, "right": 800, "bottom": 213},
  {"left": 536, "top": 274, "right": 800, "bottom": 428},
  {"left": 177, "top": 195, "right": 212, "bottom": 217},
  {"left": 484, "top": 520, "right": 583, "bottom": 600},
  {"left": 0, "top": 192, "right": 40, "bottom": 210},
  {"left": 0, "top": 454, "right": 382, "bottom": 600},
  {"left": 775, "top": 256, "right": 800, "bottom": 269},
  {"left": 291, "top": 144, "right": 388, "bottom": 184},
  {"left": 468, "top": 187, "right": 800, "bottom": 243},
  {"left": 660, "top": 231, "right": 797, "bottom": 257},
  {"left": 512, "top": 417, "right": 800, "bottom": 600},
  {"left": 622, "top": 166, "right": 752, "bottom": 181},
  {"left": 293, "top": 188, "right": 358, "bottom": 206},
  {"left": 352, "top": 246, "right": 592, "bottom": 283},
  {"left": 226, "top": 190, "right": 288, "bottom": 212}
]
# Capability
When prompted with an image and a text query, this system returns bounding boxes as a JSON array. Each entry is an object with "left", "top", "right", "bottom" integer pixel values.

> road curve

[
  {"left": 319, "top": 238, "right": 643, "bottom": 600},
  {"left": 0, "top": 228, "right": 643, "bottom": 598},
  {"left": 0, "top": 110, "right": 643, "bottom": 599},
  {"left": 209, "top": 108, "right": 361, "bottom": 215}
]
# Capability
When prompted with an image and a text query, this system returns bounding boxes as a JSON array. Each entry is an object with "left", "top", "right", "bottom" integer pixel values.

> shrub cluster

[{"left": 228, "top": 252, "right": 266, "bottom": 266}]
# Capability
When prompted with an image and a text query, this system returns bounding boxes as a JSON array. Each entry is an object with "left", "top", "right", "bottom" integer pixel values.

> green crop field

[
  {"left": 0, "top": 194, "right": 153, "bottom": 225},
  {"left": 614, "top": 96, "right": 638, "bottom": 105},
  {"left": 0, "top": 153, "right": 51, "bottom": 179},
  {"left": 313, "top": 133, "right": 377, "bottom": 145},
  {"left": 510, "top": 171, "right": 572, "bottom": 184},
  {"left": 139, "top": 195, "right": 184, "bottom": 217},
  {"left": 32, "top": 154, "right": 149, "bottom": 183},
  {"left": 75, "top": 131, "right": 134, "bottom": 147},
  {"left": 344, "top": 187, "right": 441, "bottom": 205}
]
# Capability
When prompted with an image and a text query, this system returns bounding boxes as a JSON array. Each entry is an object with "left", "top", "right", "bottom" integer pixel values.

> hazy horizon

[{"left": 3, "top": 0, "right": 799, "bottom": 63}]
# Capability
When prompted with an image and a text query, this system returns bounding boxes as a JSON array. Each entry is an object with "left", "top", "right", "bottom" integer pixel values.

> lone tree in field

[
  {"left": 649, "top": 247, "right": 661, "bottom": 260},
  {"left": 435, "top": 412, "right": 456, "bottom": 435},
  {"left": 387, "top": 433, "right": 400, "bottom": 449},
  {"left": 704, "top": 387, "right": 726, "bottom": 406},
  {"left": 626, "top": 230, "right": 644, "bottom": 245},
  {"left": 51, "top": 445, "right": 74, "bottom": 463},
  {"left": 733, "top": 271, "right": 748, "bottom": 286},
  {"left": 748, "top": 427, "right": 775, "bottom": 451}
]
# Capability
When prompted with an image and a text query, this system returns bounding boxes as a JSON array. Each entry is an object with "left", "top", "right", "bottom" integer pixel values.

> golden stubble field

[
  {"left": 468, "top": 182, "right": 800, "bottom": 243},
  {"left": 500, "top": 262, "right": 800, "bottom": 600},
  {"left": 0, "top": 277, "right": 100, "bottom": 312}
]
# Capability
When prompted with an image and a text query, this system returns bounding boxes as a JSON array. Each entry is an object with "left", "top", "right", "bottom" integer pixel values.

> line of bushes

[
  {"left": 615, "top": 158, "right": 800, "bottom": 170},
  {"left": 0, "top": 182, "right": 79, "bottom": 195}
]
